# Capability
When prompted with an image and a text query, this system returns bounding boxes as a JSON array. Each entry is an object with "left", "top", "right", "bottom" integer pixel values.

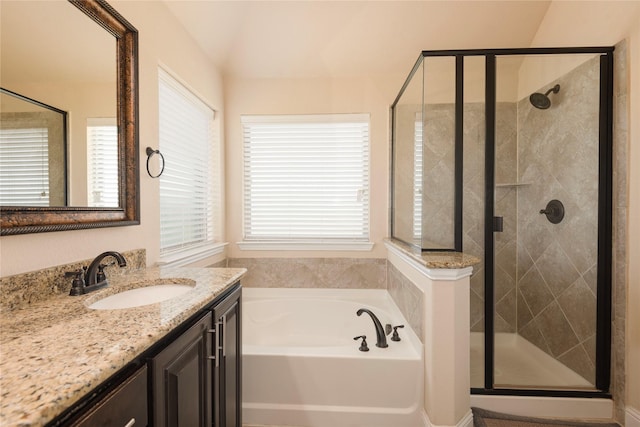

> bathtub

[{"left": 242, "top": 288, "right": 424, "bottom": 427}]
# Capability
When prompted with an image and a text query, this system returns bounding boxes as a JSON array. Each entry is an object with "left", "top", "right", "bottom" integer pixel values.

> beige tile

[
  {"left": 496, "top": 289, "right": 517, "bottom": 333},
  {"left": 537, "top": 238, "right": 583, "bottom": 298},
  {"left": 518, "top": 267, "right": 554, "bottom": 317},
  {"left": 537, "top": 301, "right": 579, "bottom": 358},
  {"left": 558, "top": 343, "right": 595, "bottom": 385},
  {"left": 557, "top": 278, "right": 597, "bottom": 342}
]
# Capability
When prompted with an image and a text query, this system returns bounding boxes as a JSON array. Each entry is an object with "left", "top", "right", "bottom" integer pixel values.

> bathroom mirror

[{"left": 0, "top": 0, "right": 139, "bottom": 235}]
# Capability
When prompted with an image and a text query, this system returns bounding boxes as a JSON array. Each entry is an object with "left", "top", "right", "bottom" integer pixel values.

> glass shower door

[{"left": 491, "top": 53, "right": 603, "bottom": 390}]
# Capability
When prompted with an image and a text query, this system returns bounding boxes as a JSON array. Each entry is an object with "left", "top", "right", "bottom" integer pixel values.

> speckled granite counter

[
  {"left": 0, "top": 266, "right": 246, "bottom": 427},
  {"left": 384, "top": 238, "right": 480, "bottom": 269}
]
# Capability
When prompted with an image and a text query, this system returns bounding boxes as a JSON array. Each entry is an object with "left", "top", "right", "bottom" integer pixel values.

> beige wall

[
  {"left": 224, "top": 74, "right": 405, "bottom": 259},
  {"left": 0, "top": 0, "right": 224, "bottom": 277}
]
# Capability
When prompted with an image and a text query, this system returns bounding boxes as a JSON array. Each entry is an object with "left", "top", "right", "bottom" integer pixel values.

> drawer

[{"left": 71, "top": 366, "right": 148, "bottom": 427}]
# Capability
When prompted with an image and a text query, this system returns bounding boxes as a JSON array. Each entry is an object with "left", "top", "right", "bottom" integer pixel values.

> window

[
  {"left": 87, "top": 118, "right": 118, "bottom": 207},
  {"left": 414, "top": 113, "right": 423, "bottom": 240},
  {"left": 0, "top": 126, "right": 50, "bottom": 206},
  {"left": 158, "top": 68, "right": 222, "bottom": 265},
  {"left": 241, "top": 114, "right": 371, "bottom": 250}
]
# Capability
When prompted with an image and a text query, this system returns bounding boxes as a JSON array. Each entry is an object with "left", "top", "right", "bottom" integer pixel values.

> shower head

[{"left": 529, "top": 84, "right": 560, "bottom": 110}]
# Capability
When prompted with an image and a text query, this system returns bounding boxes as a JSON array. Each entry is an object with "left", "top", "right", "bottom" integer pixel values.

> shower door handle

[{"left": 493, "top": 216, "right": 504, "bottom": 232}]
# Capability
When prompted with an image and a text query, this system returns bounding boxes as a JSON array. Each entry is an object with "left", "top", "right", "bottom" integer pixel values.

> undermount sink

[{"left": 87, "top": 282, "right": 194, "bottom": 310}]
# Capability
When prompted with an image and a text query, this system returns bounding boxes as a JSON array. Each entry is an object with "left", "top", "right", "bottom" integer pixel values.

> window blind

[
  {"left": 0, "top": 127, "right": 50, "bottom": 206},
  {"left": 414, "top": 114, "right": 423, "bottom": 239},
  {"left": 87, "top": 118, "right": 118, "bottom": 207},
  {"left": 242, "top": 114, "right": 370, "bottom": 242},
  {"left": 159, "top": 69, "right": 217, "bottom": 255}
]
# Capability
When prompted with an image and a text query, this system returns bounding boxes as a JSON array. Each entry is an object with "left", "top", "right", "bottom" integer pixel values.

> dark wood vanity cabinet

[
  {"left": 151, "top": 284, "right": 242, "bottom": 427},
  {"left": 212, "top": 285, "right": 242, "bottom": 427},
  {"left": 70, "top": 366, "right": 148, "bottom": 427},
  {"left": 151, "top": 311, "right": 213, "bottom": 427},
  {"left": 50, "top": 283, "right": 242, "bottom": 427}
]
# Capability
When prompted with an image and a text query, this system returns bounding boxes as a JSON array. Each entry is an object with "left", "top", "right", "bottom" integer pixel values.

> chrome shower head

[{"left": 529, "top": 84, "right": 560, "bottom": 110}]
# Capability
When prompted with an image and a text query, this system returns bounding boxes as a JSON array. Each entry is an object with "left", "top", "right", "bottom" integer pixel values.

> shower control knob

[
  {"left": 539, "top": 199, "right": 565, "bottom": 224},
  {"left": 354, "top": 335, "right": 369, "bottom": 352},
  {"left": 391, "top": 325, "right": 405, "bottom": 342}
]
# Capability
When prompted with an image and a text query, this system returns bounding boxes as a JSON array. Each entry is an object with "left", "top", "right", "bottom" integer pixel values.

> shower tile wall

[
  {"left": 611, "top": 39, "right": 627, "bottom": 423},
  {"left": 464, "top": 56, "right": 602, "bottom": 385},
  {"left": 515, "top": 56, "right": 600, "bottom": 384},
  {"left": 467, "top": 103, "right": 518, "bottom": 334},
  {"left": 422, "top": 105, "right": 456, "bottom": 249}
]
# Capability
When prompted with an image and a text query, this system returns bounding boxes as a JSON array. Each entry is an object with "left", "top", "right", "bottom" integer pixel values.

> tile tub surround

[
  {"left": 0, "top": 266, "right": 246, "bottom": 427},
  {"left": 388, "top": 262, "right": 424, "bottom": 340},
  {"left": 0, "top": 248, "right": 147, "bottom": 311},
  {"left": 227, "top": 257, "right": 388, "bottom": 289},
  {"left": 227, "top": 249, "right": 478, "bottom": 349}
]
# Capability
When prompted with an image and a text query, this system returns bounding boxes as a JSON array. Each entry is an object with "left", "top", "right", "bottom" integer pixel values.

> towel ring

[{"left": 146, "top": 147, "right": 165, "bottom": 178}]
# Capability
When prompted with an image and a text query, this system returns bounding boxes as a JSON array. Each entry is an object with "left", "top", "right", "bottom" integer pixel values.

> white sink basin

[{"left": 87, "top": 284, "right": 194, "bottom": 310}]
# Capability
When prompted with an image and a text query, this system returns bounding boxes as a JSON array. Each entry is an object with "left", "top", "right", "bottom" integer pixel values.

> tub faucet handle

[
  {"left": 391, "top": 325, "right": 405, "bottom": 342},
  {"left": 354, "top": 335, "right": 369, "bottom": 352}
]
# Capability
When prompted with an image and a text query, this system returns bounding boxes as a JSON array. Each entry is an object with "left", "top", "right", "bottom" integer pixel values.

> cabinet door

[
  {"left": 71, "top": 366, "right": 148, "bottom": 427},
  {"left": 152, "top": 312, "right": 212, "bottom": 427},
  {"left": 212, "top": 286, "right": 242, "bottom": 427}
]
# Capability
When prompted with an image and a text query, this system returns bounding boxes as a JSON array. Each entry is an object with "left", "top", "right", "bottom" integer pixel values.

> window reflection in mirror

[
  {"left": 0, "top": 88, "right": 67, "bottom": 206},
  {"left": 0, "top": 0, "right": 117, "bottom": 208}
]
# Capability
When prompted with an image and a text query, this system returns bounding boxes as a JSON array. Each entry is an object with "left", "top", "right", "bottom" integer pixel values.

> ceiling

[{"left": 162, "top": 0, "right": 552, "bottom": 79}]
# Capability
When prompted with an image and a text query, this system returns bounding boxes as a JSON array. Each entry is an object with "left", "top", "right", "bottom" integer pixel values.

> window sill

[
  {"left": 158, "top": 242, "right": 228, "bottom": 267},
  {"left": 236, "top": 241, "right": 374, "bottom": 251}
]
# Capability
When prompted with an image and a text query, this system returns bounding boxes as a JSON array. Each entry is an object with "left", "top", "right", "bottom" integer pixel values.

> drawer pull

[{"left": 124, "top": 418, "right": 136, "bottom": 427}]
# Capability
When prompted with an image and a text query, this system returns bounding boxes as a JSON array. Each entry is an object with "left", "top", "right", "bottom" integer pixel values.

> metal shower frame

[{"left": 390, "top": 46, "right": 614, "bottom": 398}]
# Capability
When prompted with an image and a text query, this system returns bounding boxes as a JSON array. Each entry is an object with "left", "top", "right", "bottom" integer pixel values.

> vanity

[
  {"left": 0, "top": 265, "right": 245, "bottom": 427},
  {"left": 1, "top": 0, "right": 244, "bottom": 424}
]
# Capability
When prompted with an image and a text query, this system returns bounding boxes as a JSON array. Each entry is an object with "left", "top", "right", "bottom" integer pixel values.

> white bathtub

[{"left": 242, "top": 288, "right": 424, "bottom": 427}]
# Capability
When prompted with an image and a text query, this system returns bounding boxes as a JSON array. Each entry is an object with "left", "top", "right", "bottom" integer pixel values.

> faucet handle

[
  {"left": 391, "top": 325, "right": 405, "bottom": 342},
  {"left": 353, "top": 335, "right": 369, "bottom": 352},
  {"left": 96, "top": 263, "right": 110, "bottom": 283},
  {"left": 65, "top": 269, "right": 85, "bottom": 296}
]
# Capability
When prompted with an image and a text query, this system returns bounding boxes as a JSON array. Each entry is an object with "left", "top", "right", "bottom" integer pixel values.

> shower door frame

[
  {"left": 391, "top": 47, "right": 614, "bottom": 398},
  {"left": 479, "top": 47, "right": 614, "bottom": 398}
]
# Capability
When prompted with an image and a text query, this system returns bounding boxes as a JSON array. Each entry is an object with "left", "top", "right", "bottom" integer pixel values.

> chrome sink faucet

[
  {"left": 66, "top": 251, "right": 127, "bottom": 296},
  {"left": 356, "top": 308, "right": 388, "bottom": 348}
]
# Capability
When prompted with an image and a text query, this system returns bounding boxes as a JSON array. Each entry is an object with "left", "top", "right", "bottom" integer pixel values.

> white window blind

[
  {"left": 87, "top": 118, "right": 118, "bottom": 207},
  {"left": 0, "top": 127, "right": 50, "bottom": 206},
  {"left": 242, "top": 114, "right": 370, "bottom": 244},
  {"left": 159, "top": 68, "right": 219, "bottom": 258},
  {"left": 414, "top": 114, "right": 423, "bottom": 240}
]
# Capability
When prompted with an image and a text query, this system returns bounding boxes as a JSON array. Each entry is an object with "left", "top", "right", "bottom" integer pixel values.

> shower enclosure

[{"left": 390, "top": 48, "right": 613, "bottom": 396}]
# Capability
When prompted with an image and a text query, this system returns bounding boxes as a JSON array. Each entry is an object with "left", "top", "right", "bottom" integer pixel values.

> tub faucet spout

[{"left": 356, "top": 308, "right": 388, "bottom": 348}]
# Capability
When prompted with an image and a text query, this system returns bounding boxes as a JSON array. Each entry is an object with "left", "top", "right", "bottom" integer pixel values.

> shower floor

[{"left": 470, "top": 332, "right": 594, "bottom": 389}]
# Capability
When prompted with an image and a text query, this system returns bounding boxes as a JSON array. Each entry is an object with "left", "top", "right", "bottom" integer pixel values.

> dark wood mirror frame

[{"left": 0, "top": 0, "right": 139, "bottom": 236}]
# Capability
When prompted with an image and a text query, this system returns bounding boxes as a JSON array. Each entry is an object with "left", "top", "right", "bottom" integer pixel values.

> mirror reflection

[
  {"left": 0, "top": 88, "right": 67, "bottom": 206},
  {"left": 0, "top": 0, "right": 118, "bottom": 208}
]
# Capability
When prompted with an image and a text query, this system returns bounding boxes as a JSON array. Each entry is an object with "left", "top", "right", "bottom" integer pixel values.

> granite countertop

[
  {"left": 0, "top": 266, "right": 246, "bottom": 427},
  {"left": 384, "top": 238, "right": 481, "bottom": 269}
]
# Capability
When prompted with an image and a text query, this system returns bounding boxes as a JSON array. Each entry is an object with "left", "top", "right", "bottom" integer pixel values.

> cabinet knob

[{"left": 124, "top": 418, "right": 136, "bottom": 427}]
